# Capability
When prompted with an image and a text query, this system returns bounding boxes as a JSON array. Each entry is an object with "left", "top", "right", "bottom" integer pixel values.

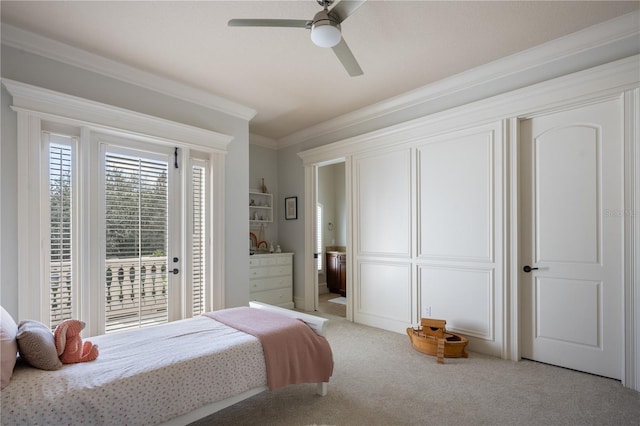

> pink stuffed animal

[{"left": 54, "top": 319, "right": 99, "bottom": 364}]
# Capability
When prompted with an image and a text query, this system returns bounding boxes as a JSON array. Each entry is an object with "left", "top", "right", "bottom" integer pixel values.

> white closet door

[
  {"left": 417, "top": 123, "right": 503, "bottom": 357},
  {"left": 520, "top": 98, "right": 623, "bottom": 379},
  {"left": 354, "top": 148, "right": 413, "bottom": 332}
]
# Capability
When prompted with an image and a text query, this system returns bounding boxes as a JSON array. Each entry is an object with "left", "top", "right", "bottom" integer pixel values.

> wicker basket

[{"left": 406, "top": 318, "right": 469, "bottom": 363}]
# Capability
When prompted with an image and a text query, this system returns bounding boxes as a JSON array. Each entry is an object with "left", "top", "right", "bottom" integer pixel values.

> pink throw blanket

[{"left": 204, "top": 307, "right": 333, "bottom": 391}]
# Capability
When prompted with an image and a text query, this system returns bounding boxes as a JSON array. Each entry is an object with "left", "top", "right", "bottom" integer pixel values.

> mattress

[{"left": 1, "top": 316, "right": 267, "bottom": 425}]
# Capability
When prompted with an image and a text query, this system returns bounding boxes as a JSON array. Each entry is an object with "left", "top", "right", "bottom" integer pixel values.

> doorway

[
  {"left": 316, "top": 162, "right": 347, "bottom": 318},
  {"left": 519, "top": 98, "right": 623, "bottom": 379},
  {"left": 316, "top": 161, "right": 347, "bottom": 317}
]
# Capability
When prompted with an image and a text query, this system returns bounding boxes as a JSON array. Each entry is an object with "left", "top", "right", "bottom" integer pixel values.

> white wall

[
  {"left": 318, "top": 163, "right": 347, "bottom": 248},
  {"left": 0, "top": 45, "right": 252, "bottom": 319},
  {"left": 276, "top": 146, "right": 307, "bottom": 304},
  {"left": 335, "top": 164, "right": 346, "bottom": 246},
  {"left": 249, "top": 143, "right": 278, "bottom": 246},
  {"left": 0, "top": 84, "right": 18, "bottom": 317}
]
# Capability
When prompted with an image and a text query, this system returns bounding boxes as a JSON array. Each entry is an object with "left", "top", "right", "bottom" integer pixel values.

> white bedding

[{"left": 1, "top": 316, "right": 267, "bottom": 425}]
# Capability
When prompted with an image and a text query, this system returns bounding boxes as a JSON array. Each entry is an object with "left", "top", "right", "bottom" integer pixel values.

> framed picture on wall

[{"left": 285, "top": 196, "right": 297, "bottom": 220}]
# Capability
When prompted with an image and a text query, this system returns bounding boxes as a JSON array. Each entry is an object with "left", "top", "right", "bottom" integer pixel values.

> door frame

[
  {"left": 622, "top": 89, "right": 640, "bottom": 391},
  {"left": 508, "top": 90, "right": 640, "bottom": 389},
  {"left": 302, "top": 158, "right": 352, "bottom": 320},
  {"left": 302, "top": 164, "right": 319, "bottom": 312}
]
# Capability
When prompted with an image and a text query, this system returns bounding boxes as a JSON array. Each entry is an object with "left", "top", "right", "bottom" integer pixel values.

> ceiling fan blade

[
  {"left": 332, "top": 38, "right": 363, "bottom": 77},
  {"left": 330, "top": 0, "right": 367, "bottom": 23},
  {"left": 228, "top": 19, "right": 311, "bottom": 29}
]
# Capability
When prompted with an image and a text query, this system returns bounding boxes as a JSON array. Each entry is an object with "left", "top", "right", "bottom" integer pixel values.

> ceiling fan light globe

[{"left": 311, "top": 20, "right": 341, "bottom": 48}]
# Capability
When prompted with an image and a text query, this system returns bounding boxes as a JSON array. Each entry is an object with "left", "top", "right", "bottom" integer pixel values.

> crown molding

[
  {"left": 249, "top": 133, "right": 278, "bottom": 150},
  {"left": 299, "top": 54, "right": 640, "bottom": 165},
  {"left": 282, "top": 10, "right": 640, "bottom": 149},
  {"left": 1, "top": 24, "right": 257, "bottom": 122},
  {"left": 2, "top": 78, "right": 234, "bottom": 151}
]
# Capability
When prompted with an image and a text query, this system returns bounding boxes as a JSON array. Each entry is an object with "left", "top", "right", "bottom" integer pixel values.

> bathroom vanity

[{"left": 326, "top": 251, "right": 346, "bottom": 296}]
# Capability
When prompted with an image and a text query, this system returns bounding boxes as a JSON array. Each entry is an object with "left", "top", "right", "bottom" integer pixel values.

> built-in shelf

[{"left": 249, "top": 191, "right": 273, "bottom": 225}]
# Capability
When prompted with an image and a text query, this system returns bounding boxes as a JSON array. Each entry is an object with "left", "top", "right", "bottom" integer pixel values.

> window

[
  {"left": 190, "top": 161, "right": 207, "bottom": 317},
  {"left": 47, "top": 134, "right": 76, "bottom": 329},
  {"left": 11, "top": 80, "right": 229, "bottom": 334},
  {"left": 41, "top": 134, "right": 216, "bottom": 333}
]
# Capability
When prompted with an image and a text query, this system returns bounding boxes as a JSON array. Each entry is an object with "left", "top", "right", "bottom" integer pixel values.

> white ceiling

[{"left": 1, "top": 1, "right": 638, "bottom": 141}]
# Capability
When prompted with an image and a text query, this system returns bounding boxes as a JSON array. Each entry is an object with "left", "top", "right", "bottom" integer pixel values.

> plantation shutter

[
  {"left": 191, "top": 163, "right": 206, "bottom": 316},
  {"left": 104, "top": 151, "right": 169, "bottom": 332},
  {"left": 49, "top": 137, "right": 75, "bottom": 329}
]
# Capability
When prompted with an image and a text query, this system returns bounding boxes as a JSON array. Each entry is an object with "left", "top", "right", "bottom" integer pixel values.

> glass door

[{"left": 103, "top": 144, "right": 174, "bottom": 333}]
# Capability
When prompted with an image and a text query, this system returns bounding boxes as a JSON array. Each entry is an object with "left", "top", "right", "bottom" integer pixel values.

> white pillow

[
  {"left": 16, "top": 320, "right": 63, "bottom": 371},
  {"left": 0, "top": 306, "right": 19, "bottom": 389}
]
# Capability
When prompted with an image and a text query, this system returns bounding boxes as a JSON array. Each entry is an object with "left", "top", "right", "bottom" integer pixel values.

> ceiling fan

[{"left": 228, "top": 0, "right": 366, "bottom": 77}]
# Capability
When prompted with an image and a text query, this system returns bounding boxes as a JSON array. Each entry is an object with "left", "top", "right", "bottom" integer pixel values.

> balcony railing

[
  {"left": 51, "top": 256, "right": 169, "bottom": 332},
  {"left": 105, "top": 257, "right": 168, "bottom": 332}
]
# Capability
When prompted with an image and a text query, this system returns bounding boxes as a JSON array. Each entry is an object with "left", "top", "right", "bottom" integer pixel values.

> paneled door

[{"left": 520, "top": 98, "right": 623, "bottom": 379}]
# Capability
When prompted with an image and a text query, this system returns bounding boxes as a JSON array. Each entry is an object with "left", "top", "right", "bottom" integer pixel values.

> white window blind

[
  {"left": 191, "top": 163, "right": 206, "bottom": 316},
  {"left": 104, "top": 152, "right": 169, "bottom": 333},
  {"left": 49, "top": 137, "right": 75, "bottom": 329}
]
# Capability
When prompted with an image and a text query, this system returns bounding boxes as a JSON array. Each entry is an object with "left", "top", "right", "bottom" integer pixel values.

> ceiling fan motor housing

[
  {"left": 311, "top": 9, "right": 342, "bottom": 47},
  {"left": 228, "top": 0, "right": 364, "bottom": 76},
  {"left": 316, "top": 0, "right": 335, "bottom": 7}
]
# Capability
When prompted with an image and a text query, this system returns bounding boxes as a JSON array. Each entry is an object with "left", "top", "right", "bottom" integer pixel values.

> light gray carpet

[{"left": 190, "top": 313, "right": 640, "bottom": 426}]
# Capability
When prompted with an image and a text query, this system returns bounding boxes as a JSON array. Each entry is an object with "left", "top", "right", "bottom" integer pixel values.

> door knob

[
  {"left": 523, "top": 265, "right": 539, "bottom": 273},
  {"left": 168, "top": 268, "right": 179, "bottom": 275}
]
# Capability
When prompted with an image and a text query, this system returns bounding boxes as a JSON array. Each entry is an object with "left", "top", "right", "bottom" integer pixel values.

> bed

[{"left": 1, "top": 302, "right": 332, "bottom": 426}]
